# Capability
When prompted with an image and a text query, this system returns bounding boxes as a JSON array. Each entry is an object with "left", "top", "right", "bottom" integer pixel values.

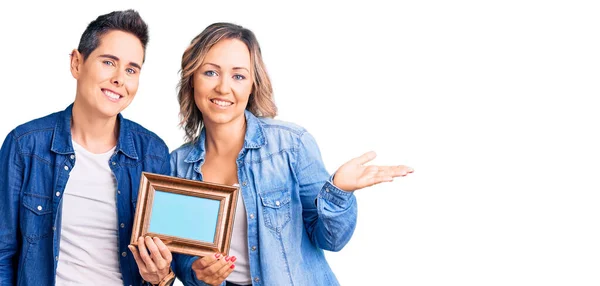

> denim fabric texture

[
  {"left": 0, "top": 104, "right": 170, "bottom": 286},
  {"left": 170, "top": 111, "right": 358, "bottom": 286}
]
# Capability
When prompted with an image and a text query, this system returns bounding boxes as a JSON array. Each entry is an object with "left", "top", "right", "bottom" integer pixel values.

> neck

[
  {"left": 204, "top": 116, "right": 246, "bottom": 156},
  {"left": 71, "top": 101, "right": 118, "bottom": 154}
]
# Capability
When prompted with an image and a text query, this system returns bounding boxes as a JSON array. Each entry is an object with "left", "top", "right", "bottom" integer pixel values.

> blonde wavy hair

[{"left": 177, "top": 22, "right": 277, "bottom": 143}]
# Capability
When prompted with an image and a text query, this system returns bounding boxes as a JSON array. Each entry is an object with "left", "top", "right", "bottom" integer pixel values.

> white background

[{"left": 1, "top": 1, "right": 599, "bottom": 285}]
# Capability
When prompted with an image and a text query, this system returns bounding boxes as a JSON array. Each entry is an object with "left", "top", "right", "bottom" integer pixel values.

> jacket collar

[
  {"left": 184, "top": 110, "right": 266, "bottom": 163},
  {"left": 50, "top": 103, "right": 139, "bottom": 160}
]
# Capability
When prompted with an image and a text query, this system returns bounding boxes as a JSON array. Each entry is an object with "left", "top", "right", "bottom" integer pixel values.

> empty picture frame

[{"left": 131, "top": 172, "right": 239, "bottom": 257}]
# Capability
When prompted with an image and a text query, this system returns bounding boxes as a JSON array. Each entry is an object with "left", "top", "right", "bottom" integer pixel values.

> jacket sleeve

[
  {"left": 295, "top": 131, "right": 358, "bottom": 252},
  {"left": 0, "top": 132, "right": 23, "bottom": 285},
  {"left": 168, "top": 152, "right": 216, "bottom": 286}
]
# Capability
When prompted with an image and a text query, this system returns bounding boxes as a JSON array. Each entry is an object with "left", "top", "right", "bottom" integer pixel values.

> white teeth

[
  {"left": 103, "top": 90, "right": 120, "bottom": 100},
  {"left": 212, "top": 99, "right": 232, "bottom": 106}
]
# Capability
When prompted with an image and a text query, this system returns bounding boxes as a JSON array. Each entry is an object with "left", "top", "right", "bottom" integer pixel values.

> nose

[
  {"left": 111, "top": 69, "right": 125, "bottom": 87},
  {"left": 214, "top": 75, "right": 231, "bottom": 94}
]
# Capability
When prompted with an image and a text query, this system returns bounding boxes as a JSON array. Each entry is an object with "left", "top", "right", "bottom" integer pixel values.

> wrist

[
  {"left": 158, "top": 269, "right": 176, "bottom": 286},
  {"left": 145, "top": 268, "right": 175, "bottom": 286}
]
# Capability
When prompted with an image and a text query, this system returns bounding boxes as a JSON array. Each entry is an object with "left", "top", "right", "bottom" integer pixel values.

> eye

[
  {"left": 103, "top": 60, "right": 115, "bottom": 66},
  {"left": 204, "top": 70, "right": 217, "bottom": 77},
  {"left": 126, "top": 68, "right": 137, "bottom": 75},
  {"left": 233, "top": 74, "right": 246, "bottom": 80}
]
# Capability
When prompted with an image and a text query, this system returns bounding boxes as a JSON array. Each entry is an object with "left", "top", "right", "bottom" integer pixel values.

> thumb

[{"left": 349, "top": 151, "right": 377, "bottom": 165}]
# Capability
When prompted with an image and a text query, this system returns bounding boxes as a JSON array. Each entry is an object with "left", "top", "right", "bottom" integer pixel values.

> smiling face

[
  {"left": 71, "top": 30, "right": 144, "bottom": 119},
  {"left": 192, "top": 38, "right": 253, "bottom": 127}
]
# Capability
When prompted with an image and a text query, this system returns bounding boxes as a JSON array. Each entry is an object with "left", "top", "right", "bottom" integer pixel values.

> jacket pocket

[
  {"left": 258, "top": 187, "right": 291, "bottom": 232},
  {"left": 21, "top": 193, "right": 53, "bottom": 239}
]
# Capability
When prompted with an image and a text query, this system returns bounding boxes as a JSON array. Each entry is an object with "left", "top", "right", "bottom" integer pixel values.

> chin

[
  {"left": 205, "top": 113, "right": 243, "bottom": 125},
  {"left": 97, "top": 106, "right": 125, "bottom": 118}
]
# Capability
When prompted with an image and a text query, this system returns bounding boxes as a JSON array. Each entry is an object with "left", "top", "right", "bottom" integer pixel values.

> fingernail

[
  {"left": 230, "top": 264, "right": 235, "bottom": 269},
  {"left": 231, "top": 256, "right": 237, "bottom": 262},
  {"left": 224, "top": 256, "right": 230, "bottom": 261},
  {"left": 214, "top": 253, "right": 221, "bottom": 258}
]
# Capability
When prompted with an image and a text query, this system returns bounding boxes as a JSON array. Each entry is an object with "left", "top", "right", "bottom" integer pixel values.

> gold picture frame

[{"left": 131, "top": 172, "right": 239, "bottom": 257}]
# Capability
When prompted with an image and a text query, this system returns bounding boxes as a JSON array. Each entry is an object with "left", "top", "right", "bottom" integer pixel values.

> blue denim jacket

[
  {"left": 170, "top": 111, "right": 358, "bottom": 286},
  {"left": 0, "top": 104, "right": 170, "bottom": 286}
]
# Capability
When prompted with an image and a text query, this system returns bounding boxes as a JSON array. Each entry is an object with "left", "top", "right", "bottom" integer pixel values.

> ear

[{"left": 70, "top": 49, "right": 83, "bottom": 79}]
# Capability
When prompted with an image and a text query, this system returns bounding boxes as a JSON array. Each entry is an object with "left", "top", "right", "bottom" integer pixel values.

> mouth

[
  {"left": 102, "top": 89, "right": 123, "bottom": 102},
  {"left": 210, "top": 98, "right": 233, "bottom": 108}
]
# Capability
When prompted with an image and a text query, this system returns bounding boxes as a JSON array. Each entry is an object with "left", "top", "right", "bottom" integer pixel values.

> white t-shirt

[
  {"left": 55, "top": 141, "right": 122, "bottom": 285},
  {"left": 226, "top": 191, "right": 252, "bottom": 284}
]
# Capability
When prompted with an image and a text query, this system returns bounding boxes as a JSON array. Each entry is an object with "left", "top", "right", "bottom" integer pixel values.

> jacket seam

[{"left": 13, "top": 127, "right": 54, "bottom": 140}]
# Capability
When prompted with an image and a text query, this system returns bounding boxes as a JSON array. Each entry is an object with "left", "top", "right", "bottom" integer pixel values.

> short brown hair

[{"left": 177, "top": 22, "right": 277, "bottom": 143}]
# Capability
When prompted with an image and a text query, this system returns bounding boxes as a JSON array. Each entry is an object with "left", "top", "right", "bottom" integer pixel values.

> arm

[
  {"left": 0, "top": 132, "right": 23, "bottom": 284},
  {"left": 295, "top": 132, "right": 358, "bottom": 252},
  {"left": 173, "top": 254, "right": 209, "bottom": 286}
]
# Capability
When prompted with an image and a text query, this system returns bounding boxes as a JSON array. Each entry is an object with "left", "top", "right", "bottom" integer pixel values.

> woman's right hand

[{"left": 191, "top": 253, "right": 236, "bottom": 286}]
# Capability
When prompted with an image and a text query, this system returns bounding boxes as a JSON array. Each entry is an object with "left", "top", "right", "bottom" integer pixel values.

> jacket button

[
  {"left": 56, "top": 192, "right": 61, "bottom": 197},
  {"left": 112, "top": 162, "right": 117, "bottom": 166},
  {"left": 37, "top": 205, "right": 42, "bottom": 211},
  {"left": 70, "top": 154, "right": 75, "bottom": 160},
  {"left": 251, "top": 246, "right": 256, "bottom": 251},
  {"left": 275, "top": 201, "right": 280, "bottom": 206},
  {"left": 64, "top": 166, "right": 69, "bottom": 171},
  {"left": 121, "top": 252, "right": 127, "bottom": 257},
  {"left": 120, "top": 223, "right": 125, "bottom": 228}
]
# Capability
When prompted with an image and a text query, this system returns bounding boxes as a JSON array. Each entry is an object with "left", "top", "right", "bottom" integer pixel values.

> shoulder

[
  {"left": 121, "top": 118, "right": 169, "bottom": 155},
  {"left": 170, "top": 141, "right": 195, "bottom": 159},
  {"left": 257, "top": 117, "right": 308, "bottom": 138},
  {"left": 11, "top": 111, "right": 62, "bottom": 139}
]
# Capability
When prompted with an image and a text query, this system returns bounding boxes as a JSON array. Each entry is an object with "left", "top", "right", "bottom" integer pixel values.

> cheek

[
  {"left": 193, "top": 87, "right": 210, "bottom": 111},
  {"left": 234, "top": 83, "right": 253, "bottom": 103},
  {"left": 125, "top": 79, "right": 139, "bottom": 96}
]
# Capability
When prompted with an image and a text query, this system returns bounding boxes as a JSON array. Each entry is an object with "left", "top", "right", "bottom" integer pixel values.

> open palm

[{"left": 332, "top": 151, "right": 413, "bottom": 192}]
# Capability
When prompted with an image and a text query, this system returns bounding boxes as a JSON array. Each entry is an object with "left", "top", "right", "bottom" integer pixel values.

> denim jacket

[
  {"left": 170, "top": 111, "right": 358, "bottom": 286},
  {"left": 0, "top": 104, "right": 170, "bottom": 286}
]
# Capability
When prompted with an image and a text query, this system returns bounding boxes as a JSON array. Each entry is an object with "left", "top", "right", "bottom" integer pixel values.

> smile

[
  {"left": 210, "top": 98, "right": 233, "bottom": 107},
  {"left": 102, "top": 89, "right": 123, "bottom": 102}
]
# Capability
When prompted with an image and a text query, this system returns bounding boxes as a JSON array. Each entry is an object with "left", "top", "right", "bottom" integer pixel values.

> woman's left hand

[
  {"left": 332, "top": 151, "right": 413, "bottom": 192},
  {"left": 128, "top": 236, "right": 173, "bottom": 284}
]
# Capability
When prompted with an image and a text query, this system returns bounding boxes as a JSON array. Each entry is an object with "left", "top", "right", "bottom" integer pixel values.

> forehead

[
  {"left": 92, "top": 30, "right": 144, "bottom": 64},
  {"left": 204, "top": 38, "right": 250, "bottom": 67}
]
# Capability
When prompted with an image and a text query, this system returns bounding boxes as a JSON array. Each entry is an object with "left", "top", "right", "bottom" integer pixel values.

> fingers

[
  {"left": 215, "top": 259, "right": 235, "bottom": 278},
  {"left": 192, "top": 253, "right": 236, "bottom": 285},
  {"left": 137, "top": 236, "right": 157, "bottom": 273},
  {"left": 204, "top": 255, "right": 234, "bottom": 274},
  {"left": 193, "top": 253, "right": 222, "bottom": 270},
  {"left": 350, "top": 151, "right": 377, "bottom": 165},
  {"left": 153, "top": 237, "right": 173, "bottom": 265},
  {"left": 388, "top": 165, "right": 414, "bottom": 177},
  {"left": 128, "top": 244, "right": 147, "bottom": 273},
  {"left": 145, "top": 237, "right": 161, "bottom": 261}
]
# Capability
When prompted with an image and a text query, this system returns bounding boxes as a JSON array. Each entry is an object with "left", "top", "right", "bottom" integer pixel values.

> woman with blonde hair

[{"left": 170, "top": 22, "right": 413, "bottom": 286}]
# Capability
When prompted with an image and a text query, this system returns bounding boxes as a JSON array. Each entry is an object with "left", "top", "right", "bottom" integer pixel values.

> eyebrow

[
  {"left": 203, "top": 62, "right": 250, "bottom": 73},
  {"left": 99, "top": 54, "right": 142, "bottom": 70}
]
